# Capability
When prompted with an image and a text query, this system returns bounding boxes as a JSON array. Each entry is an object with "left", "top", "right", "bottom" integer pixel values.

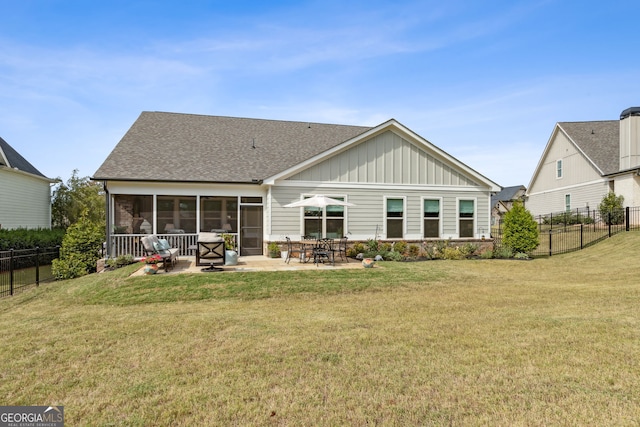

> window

[
  {"left": 565, "top": 194, "right": 571, "bottom": 212},
  {"left": 157, "top": 196, "right": 196, "bottom": 233},
  {"left": 113, "top": 195, "right": 152, "bottom": 234},
  {"left": 303, "top": 196, "right": 346, "bottom": 239},
  {"left": 386, "top": 198, "right": 404, "bottom": 238},
  {"left": 459, "top": 200, "right": 474, "bottom": 238},
  {"left": 423, "top": 199, "right": 440, "bottom": 238},
  {"left": 200, "top": 196, "right": 238, "bottom": 233},
  {"left": 556, "top": 159, "right": 563, "bottom": 178}
]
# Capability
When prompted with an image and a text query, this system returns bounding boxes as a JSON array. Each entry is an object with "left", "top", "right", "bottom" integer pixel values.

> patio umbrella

[
  {"left": 283, "top": 194, "right": 355, "bottom": 209},
  {"left": 283, "top": 195, "right": 355, "bottom": 238}
]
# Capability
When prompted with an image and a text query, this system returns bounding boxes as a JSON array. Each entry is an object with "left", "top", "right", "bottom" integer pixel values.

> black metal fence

[
  {"left": 0, "top": 246, "right": 60, "bottom": 297},
  {"left": 494, "top": 206, "right": 640, "bottom": 257}
]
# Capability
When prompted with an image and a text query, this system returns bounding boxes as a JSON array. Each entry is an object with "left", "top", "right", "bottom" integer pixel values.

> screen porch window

[
  {"left": 459, "top": 200, "right": 474, "bottom": 238},
  {"left": 386, "top": 198, "right": 404, "bottom": 238},
  {"left": 200, "top": 196, "right": 238, "bottom": 233},
  {"left": 423, "top": 199, "right": 440, "bottom": 238},
  {"left": 303, "top": 197, "right": 346, "bottom": 239},
  {"left": 157, "top": 196, "right": 196, "bottom": 233},
  {"left": 113, "top": 195, "right": 152, "bottom": 234}
]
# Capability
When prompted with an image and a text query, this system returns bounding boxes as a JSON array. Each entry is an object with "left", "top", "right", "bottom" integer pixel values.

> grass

[{"left": 2, "top": 233, "right": 640, "bottom": 425}]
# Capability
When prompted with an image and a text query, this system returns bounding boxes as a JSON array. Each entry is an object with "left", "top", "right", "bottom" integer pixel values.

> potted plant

[
  {"left": 141, "top": 254, "right": 162, "bottom": 274},
  {"left": 222, "top": 233, "right": 238, "bottom": 266},
  {"left": 267, "top": 242, "right": 280, "bottom": 258}
]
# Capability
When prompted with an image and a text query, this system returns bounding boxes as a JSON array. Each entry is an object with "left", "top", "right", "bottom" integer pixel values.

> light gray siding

[
  {"left": 287, "top": 130, "right": 481, "bottom": 187},
  {"left": 0, "top": 169, "right": 51, "bottom": 229},
  {"left": 271, "top": 185, "right": 491, "bottom": 240},
  {"left": 526, "top": 181, "right": 609, "bottom": 217}
]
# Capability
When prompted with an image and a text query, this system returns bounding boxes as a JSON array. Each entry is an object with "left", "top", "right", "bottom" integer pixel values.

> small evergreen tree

[
  {"left": 598, "top": 192, "right": 625, "bottom": 225},
  {"left": 52, "top": 211, "right": 105, "bottom": 280},
  {"left": 502, "top": 201, "right": 539, "bottom": 255}
]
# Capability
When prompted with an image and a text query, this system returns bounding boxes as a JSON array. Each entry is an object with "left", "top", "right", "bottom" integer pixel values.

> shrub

[
  {"left": 347, "top": 242, "right": 365, "bottom": 258},
  {"left": 392, "top": 241, "right": 408, "bottom": 255},
  {"left": 366, "top": 239, "right": 379, "bottom": 252},
  {"left": 52, "top": 213, "right": 105, "bottom": 280},
  {"left": 441, "top": 247, "right": 464, "bottom": 260},
  {"left": 379, "top": 242, "right": 392, "bottom": 252},
  {"left": 514, "top": 252, "right": 530, "bottom": 260},
  {"left": 106, "top": 254, "right": 135, "bottom": 269},
  {"left": 408, "top": 244, "right": 420, "bottom": 258},
  {"left": 502, "top": 201, "right": 539, "bottom": 254},
  {"left": 598, "top": 192, "right": 625, "bottom": 225},
  {"left": 480, "top": 250, "right": 494, "bottom": 259},
  {"left": 460, "top": 243, "right": 479, "bottom": 258},
  {"left": 493, "top": 246, "right": 514, "bottom": 259}
]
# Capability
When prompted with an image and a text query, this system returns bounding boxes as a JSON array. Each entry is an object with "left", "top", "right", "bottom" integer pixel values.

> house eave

[{"left": 91, "top": 176, "right": 264, "bottom": 185}]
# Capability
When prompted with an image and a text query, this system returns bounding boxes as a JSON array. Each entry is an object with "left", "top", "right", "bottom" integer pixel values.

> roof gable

[
  {"left": 0, "top": 136, "right": 48, "bottom": 179},
  {"left": 266, "top": 119, "right": 501, "bottom": 191},
  {"left": 528, "top": 120, "right": 619, "bottom": 189},
  {"left": 93, "top": 112, "right": 373, "bottom": 182}
]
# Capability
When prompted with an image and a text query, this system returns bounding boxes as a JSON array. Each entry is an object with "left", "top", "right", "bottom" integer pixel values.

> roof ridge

[{"left": 143, "top": 111, "right": 374, "bottom": 129}]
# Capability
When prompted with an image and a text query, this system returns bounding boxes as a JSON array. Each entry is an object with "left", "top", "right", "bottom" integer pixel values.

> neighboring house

[
  {"left": 491, "top": 185, "right": 526, "bottom": 225},
  {"left": 526, "top": 107, "right": 640, "bottom": 217},
  {"left": 92, "top": 112, "right": 501, "bottom": 257},
  {"left": 0, "top": 136, "right": 55, "bottom": 230}
]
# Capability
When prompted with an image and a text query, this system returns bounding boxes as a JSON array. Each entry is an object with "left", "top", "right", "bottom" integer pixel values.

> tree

[
  {"left": 502, "top": 201, "right": 539, "bottom": 255},
  {"left": 598, "top": 192, "right": 625, "bottom": 225},
  {"left": 51, "top": 169, "right": 105, "bottom": 229}
]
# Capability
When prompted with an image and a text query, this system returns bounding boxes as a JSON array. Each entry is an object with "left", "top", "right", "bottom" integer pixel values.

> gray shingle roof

[
  {"left": 491, "top": 185, "right": 525, "bottom": 207},
  {"left": 0, "top": 136, "right": 48, "bottom": 178},
  {"left": 93, "top": 112, "right": 374, "bottom": 182},
  {"left": 557, "top": 120, "right": 619, "bottom": 175}
]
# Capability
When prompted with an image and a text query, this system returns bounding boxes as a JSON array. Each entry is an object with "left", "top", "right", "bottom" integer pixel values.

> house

[
  {"left": 526, "top": 107, "right": 640, "bottom": 217},
  {"left": 92, "top": 112, "right": 501, "bottom": 257},
  {"left": 491, "top": 185, "right": 526, "bottom": 226},
  {"left": 0, "top": 136, "right": 55, "bottom": 230}
]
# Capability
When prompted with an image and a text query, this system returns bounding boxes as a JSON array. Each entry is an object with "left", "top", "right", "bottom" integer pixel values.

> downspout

[{"left": 103, "top": 182, "right": 111, "bottom": 259}]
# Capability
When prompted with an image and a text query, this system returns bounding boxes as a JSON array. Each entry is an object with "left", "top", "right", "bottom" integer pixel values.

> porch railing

[{"left": 109, "top": 233, "right": 200, "bottom": 258}]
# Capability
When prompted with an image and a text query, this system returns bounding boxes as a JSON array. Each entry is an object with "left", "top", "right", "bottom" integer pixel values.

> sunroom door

[{"left": 240, "top": 205, "right": 263, "bottom": 256}]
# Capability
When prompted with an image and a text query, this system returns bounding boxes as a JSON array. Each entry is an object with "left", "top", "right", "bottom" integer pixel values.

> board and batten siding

[
  {"left": 0, "top": 169, "right": 51, "bottom": 229},
  {"left": 286, "top": 131, "right": 480, "bottom": 187}
]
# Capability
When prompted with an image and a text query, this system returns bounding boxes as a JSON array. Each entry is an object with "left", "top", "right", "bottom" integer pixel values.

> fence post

[
  {"left": 626, "top": 207, "right": 630, "bottom": 232},
  {"left": 35, "top": 246, "right": 40, "bottom": 286},
  {"left": 9, "top": 248, "right": 14, "bottom": 296},
  {"left": 608, "top": 212, "right": 612, "bottom": 237},
  {"left": 580, "top": 223, "right": 584, "bottom": 250},
  {"left": 548, "top": 230, "right": 552, "bottom": 257}
]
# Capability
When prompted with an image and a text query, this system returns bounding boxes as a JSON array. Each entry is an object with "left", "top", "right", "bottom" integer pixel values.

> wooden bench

[{"left": 140, "top": 235, "right": 179, "bottom": 272}]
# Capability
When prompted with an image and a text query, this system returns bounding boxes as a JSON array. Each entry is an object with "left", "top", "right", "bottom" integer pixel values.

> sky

[{"left": 1, "top": 0, "right": 640, "bottom": 188}]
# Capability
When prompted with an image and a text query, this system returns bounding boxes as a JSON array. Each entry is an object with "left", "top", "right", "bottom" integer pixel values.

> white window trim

[
  {"left": 421, "top": 196, "right": 443, "bottom": 239},
  {"left": 300, "top": 193, "right": 349, "bottom": 238},
  {"left": 456, "top": 197, "right": 477, "bottom": 238},
  {"left": 556, "top": 159, "right": 563, "bottom": 179},
  {"left": 383, "top": 195, "right": 406, "bottom": 239},
  {"left": 565, "top": 193, "right": 571, "bottom": 212}
]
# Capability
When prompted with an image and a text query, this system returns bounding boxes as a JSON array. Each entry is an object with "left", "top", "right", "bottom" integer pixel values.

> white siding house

[
  {"left": 93, "top": 112, "right": 501, "bottom": 257},
  {"left": 0, "top": 137, "right": 54, "bottom": 229},
  {"left": 526, "top": 107, "right": 640, "bottom": 217}
]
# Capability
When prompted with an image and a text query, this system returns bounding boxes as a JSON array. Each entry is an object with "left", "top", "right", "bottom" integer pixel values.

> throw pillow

[{"left": 158, "top": 239, "right": 171, "bottom": 250}]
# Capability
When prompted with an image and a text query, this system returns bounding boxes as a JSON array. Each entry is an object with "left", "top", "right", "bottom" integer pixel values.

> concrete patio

[{"left": 133, "top": 255, "right": 366, "bottom": 276}]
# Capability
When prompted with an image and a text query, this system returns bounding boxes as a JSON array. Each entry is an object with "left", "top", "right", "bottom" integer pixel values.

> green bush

[
  {"left": 480, "top": 250, "right": 494, "bottom": 259},
  {"left": 392, "top": 241, "right": 408, "bottom": 255},
  {"left": 441, "top": 247, "right": 464, "bottom": 260},
  {"left": 493, "top": 246, "right": 514, "bottom": 259},
  {"left": 52, "top": 213, "right": 104, "bottom": 280},
  {"left": 0, "top": 228, "right": 65, "bottom": 251},
  {"left": 598, "top": 192, "right": 625, "bottom": 225},
  {"left": 106, "top": 254, "right": 135, "bottom": 269},
  {"left": 460, "top": 243, "right": 479, "bottom": 258},
  {"left": 366, "top": 239, "right": 379, "bottom": 252},
  {"left": 408, "top": 244, "right": 420, "bottom": 258},
  {"left": 502, "top": 201, "right": 539, "bottom": 254}
]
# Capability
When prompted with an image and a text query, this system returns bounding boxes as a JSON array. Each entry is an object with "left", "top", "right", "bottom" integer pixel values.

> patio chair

[
  {"left": 313, "top": 238, "right": 336, "bottom": 266},
  {"left": 285, "top": 237, "right": 303, "bottom": 264},
  {"left": 337, "top": 236, "right": 348, "bottom": 262},
  {"left": 196, "top": 232, "right": 226, "bottom": 272}
]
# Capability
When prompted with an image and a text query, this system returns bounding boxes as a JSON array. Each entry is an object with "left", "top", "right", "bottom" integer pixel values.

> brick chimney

[{"left": 620, "top": 107, "right": 640, "bottom": 170}]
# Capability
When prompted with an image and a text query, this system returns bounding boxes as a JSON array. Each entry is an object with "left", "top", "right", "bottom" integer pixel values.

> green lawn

[{"left": 2, "top": 233, "right": 640, "bottom": 425}]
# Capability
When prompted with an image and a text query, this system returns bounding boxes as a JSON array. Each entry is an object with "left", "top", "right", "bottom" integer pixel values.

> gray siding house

[
  {"left": 0, "top": 136, "right": 54, "bottom": 230},
  {"left": 526, "top": 107, "right": 640, "bottom": 218},
  {"left": 93, "top": 112, "right": 501, "bottom": 257}
]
